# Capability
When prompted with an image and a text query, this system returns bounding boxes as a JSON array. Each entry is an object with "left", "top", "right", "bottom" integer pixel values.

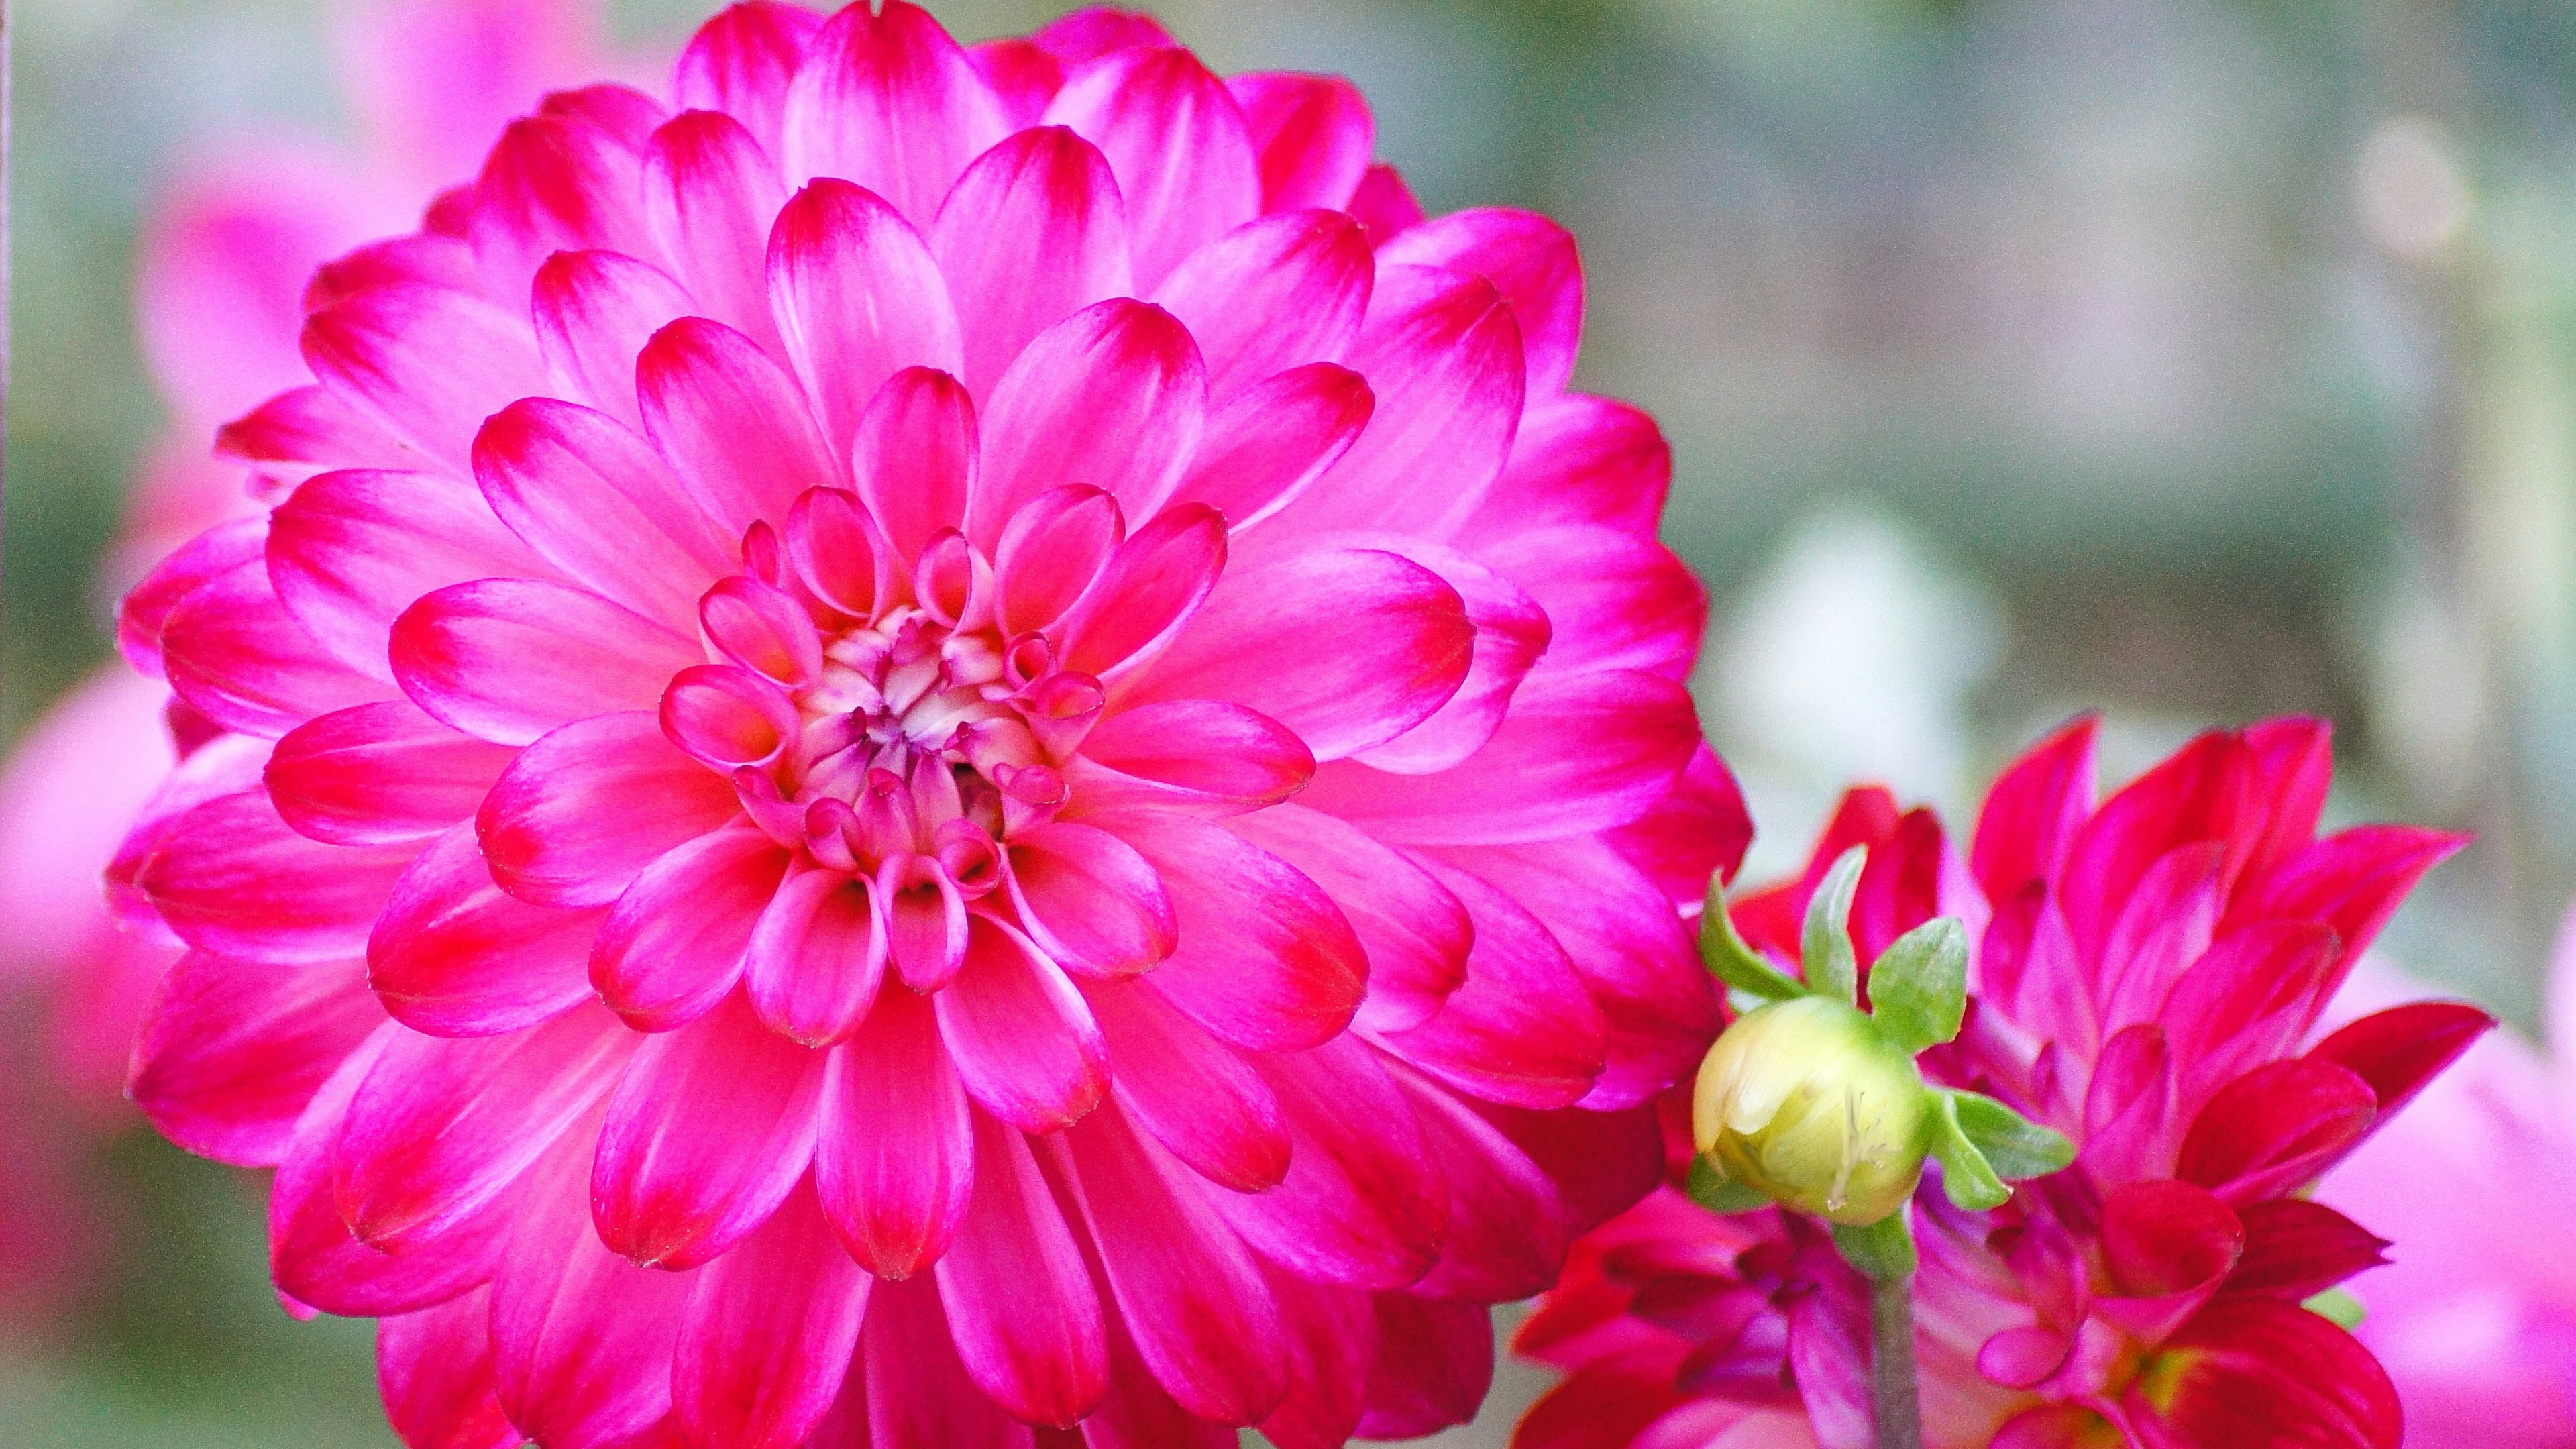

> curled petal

[{"left": 933, "top": 915, "right": 1109, "bottom": 1131}]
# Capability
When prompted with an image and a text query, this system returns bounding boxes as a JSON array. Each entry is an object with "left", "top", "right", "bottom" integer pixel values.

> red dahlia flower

[
  {"left": 111, "top": 5, "right": 1750, "bottom": 1446},
  {"left": 1515, "top": 717, "right": 2490, "bottom": 1449}
]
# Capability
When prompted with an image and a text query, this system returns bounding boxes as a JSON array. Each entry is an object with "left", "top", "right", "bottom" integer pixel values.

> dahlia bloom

[
  {"left": 115, "top": 4, "right": 1749, "bottom": 1444},
  {"left": 2316, "top": 901, "right": 2576, "bottom": 1446},
  {"left": 1515, "top": 718, "right": 2489, "bottom": 1449}
]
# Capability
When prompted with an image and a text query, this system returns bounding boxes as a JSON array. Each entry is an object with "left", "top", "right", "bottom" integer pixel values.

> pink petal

[
  {"left": 2121, "top": 1296, "right": 2402, "bottom": 1449},
  {"left": 380, "top": 1289, "right": 520, "bottom": 1449},
  {"left": 1379, "top": 208, "right": 1583, "bottom": 399},
  {"left": 2158, "top": 922, "right": 2340, "bottom": 1108},
  {"left": 1229, "top": 73, "right": 1375, "bottom": 211},
  {"left": 470, "top": 96, "right": 665, "bottom": 294},
  {"left": 529, "top": 249, "right": 694, "bottom": 432},
  {"left": 638, "top": 315, "right": 842, "bottom": 535},
  {"left": 993, "top": 484, "right": 1126, "bottom": 637},
  {"left": 968, "top": 299, "right": 1205, "bottom": 546},
  {"left": 675, "top": 1179, "right": 869, "bottom": 1449},
  {"left": 369, "top": 821, "right": 606, "bottom": 1038},
  {"left": 2227, "top": 1199, "right": 2389, "bottom": 1301},
  {"left": 1059, "top": 1102, "right": 1289, "bottom": 1424},
  {"left": 333, "top": 1003, "right": 636, "bottom": 1251},
  {"left": 1375, "top": 858, "right": 1608, "bottom": 1110},
  {"left": 1212, "top": 1034, "right": 1448, "bottom": 1289},
  {"left": 1456, "top": 392, "right": 1672, "bottom": 543},
  {"left": 1169, "top": 362, "right": 1374, "bottom": 531},
  {"left": 119, "top": 515, "right": 267, "bottom": 680},
  {"left": 933, "top": 915, "right": 1109, "bottom": 1131},
  {"left": 594, "top": 991, "right": 826, "bottom": 1269},
  {"left": 1003, "top": 819, "right": 1177, "bottom": 978},
  {"left": 1346, "top": 162, "right": 1426, "bottom": 241},
  {"left": 1603, "top": 741, "right": 1754, "bottom": 910},
  {"left": 676, "top": 1, "right": 826, "bottom": 155},
  {"left": 853, "top": 1274, "right": 1044, "bottom": 1448},
  {"left": 1112, "top": 812, "right": 1366, "bottom": 1051},
  {"left": 1297, "top": 667, "right": 1701, "bottom": 844},
  {"left": 477, "top": 712, "right": 740, "bottom": 908},
  {"left": 1133, "top": 544, "right": 1474, "bottom": 761},
  {"left": 1355, "top": 1293, "right": 1494, "bottom": 1438},
  {"left": 816, "top": 985, "right": 975, "bottom": 1277},
  {"left": 643, "top": 110, "right": 791, "bottom": 354},
  {"left": 1030, "top": 9, "right": 1173, "bottom": 64},
  {"left": 747, "top": 867, "right": 886, "bottom": 1044},
  {"left": 854, "top": 365, "right": 979, "bottom": 563},
  {"left": 215, "top": 383, "right": 414, "bottom": 494},
  {"left": 491, "top": 1124, "right": 696, "bottom": 1449},
  {"left": 590, "top": 827, "right": 791, "bottom": 1032},
  {"left": 934, "top": 1111, "right": 1110, "bottom": 1425},
  {"left": 1970, "top": 713, "right": 2099, "bottom": 903},
  {"left": 971, "top": 37, "right": 1063, "bottom": 127},
  {"left": 779, "top": 0, "right": 1010, "bottom": 219},
  {"left": 2177, "top": 1057, "right": 2377, "bottom": 1205},
  {"left": 303, "top": 283, "right": 549, "bottom": 470},
  {"left": 2099, "top": 1179, "right": 2245, "bottom": 1296},
  {"left": 1077, "top": 700, "right": 1316, "bottom": 814},
  {"left": 2235, "top": 824, "right": 2468, "bottom": 1000},
  {"left": 163, "top": 557, "right": 390, "bottom": 737},
  {"left": 1088, "top": 978, "right": 1289, "bottom": 1191},
  {"left": 2306, "top": 1000, "right": 2493, "bottom": 1157},
  {"left": 268, "top": 467, "right": 551, "bottom": 678},
  {"left": 1348, "top": 539, "right": 1552, "bottom": 775},
  {"left": 1256, "top": 1260, "right": 1378, "bottom": 1449},
  {"left": 392, "top": 579, "right": 700, "bottom": 746},
  {"left": 128, "top": 949, "right": 381, "bottom": 1167},
  {"left": 1050, "top": 502, "right": 1227, "bottom": 679},
  {"left": 140, "top": 788, "right": 417, "bottom": 965},
  {"left": 473, "top": 397, "right": 737, "bottom": 628},
  {"left": 929, "top": 126, "right": 1133, "bottom": 397},
  {"left": 1044, "top": 46, "right": 1260, "bottom": 288},
  {"left": 267, "top": 701, "right": 513, "bottom": 847},
  {"left": 1472, "top": 523, "right": 1705, "bottom": 682},
  {"left": 1273, "top": 263, "right": 1524, "bottom": 539},
  {"left": 1224, "top": 803, "right": 1470, "bottom": 1034},
  {"left": 1399, "top": 1073, "right": 1573, "bottom": 1300},
  {"left": 769, "top": 179, "right": 964, "bottom": 457}
]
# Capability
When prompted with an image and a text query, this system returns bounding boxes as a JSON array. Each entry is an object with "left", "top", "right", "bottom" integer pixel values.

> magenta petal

[
  {"left": 1212, "top": 1034, "right": 1447, "bottom": 1289},
  {"left": 1471, "top": 523, "right": 1705, "bottom": 682},
  {"left": 1004, "top": 819, "right": 1177, "bottom": 978},
  {"left": 529, "top": 250, "right": 694, "bottom": 433},
  {"left": 1170, "top": 362, "right": 1374, "bottom": 531},
  {"left": 1088, "top": 979, "right": 1288, "bottom": 1191},
  {"left": 469, "top": 97, "right": 665, "bottom": 297},
  {"left": 477, "top": 712, "right": 740, "bottom": 908},
  {"left": 1230, "top": 73, "right": 1375, "bottom": 212},
  {"left": 268, "top": 468, "right": 552, "bottom": 679},
  {"left": 1349, "top": 539, "right": 1552, "bottom": 775},
  {"left": 1151, "top": 211, "right": 1372, "bottom": 398},
  {"left": 391, "top": 579, "right": 700, "bottom": 746},
  {"left": 1060, "top": 1102, "right": 1289, "bottom": 1424},
  {"left": 969, "top": 299, "right": 1205, "bottom": 546},
  {"left": 1603, "top": 741, "right": 1754, "bottom": 910},
  {"left": 163, "top": 557, "right": 390, "bottom": 738},
  {"left": 369, "top": 822, "right": 606, "bottom": 1038},
  {"left": 2177, "top": 1057, "right": 2378, "bottom": 1205},
  {"left": 973, "top": 37, "right": 1063, "bottom": 127},
  {"left": 1399, "top": 1074, "right": 1571, "bottom": 1301},
  {"left": 474, "top": 398, "right": 736, "bottom": 627},
  {"left": 1077, "top": 700, "right": 1316, "bottom": 814},
  {"left": 128, "top": 949, "right": 381, "bottom": 1167},
  {"left": 380, "top": 1289, "right": 519, "bottom": 1449},
  {"left": 932, "top": 915, "right": 1108, "bottom": 1131},
  {"left": 742, "top": 866, "right": 883, "bottom": 1045},
  {"left": 1455, "top": 392, "right": 1671, "bottom": 543},
  {"left": 1377, "top": 858, "right": 1608, "bottom": 1110},
  {"left": 993, "top": 484, "right": 1125, "bottom": 637},
  {"left": 933, "top": 1111, "right": 1109, "bottom": 1426},
  {"left": 1113, "top": 812, "right": 1366, "bottom": 1052},
  {"left": 930, "top": 126, "right": 1133, "bottom": 397},
  {"left": 816, "top": 987, "right": 975, "bottom": 1278},
  {"left": 590, "top": 828, "right": 790, "bottom": 1032},
  {"left": 854, "top": 1273, "right": 1042, "bottom": 1447},
  {"left": 675, "top": 1178, "right": 869, "bottom": 1449},
  {"left": 639, "top": 315, "right": 843, "bottom": 536},
  {"left": 1256, "top": 1264, "right": 1378, "bottom": 1449},
  {"left": 2226, "top": 1199, "right": 2389, "bottom": 1300},
  {"left": 267, "top": 701, "right": 513, "bottom": 847},
  {"left": 302, "top": 282, "right": 548, "bottom": 470},
  {"left": 675, "top": 0, "right": 826, "bottom": 157},
  {"left": 1224, "top": 804, "right": 1470, "bottom": 1034},
  {"left": 1136, "top": 544, "right": 1474, "bottom": 761},
  {"left": 1044, "top": 46, "right": 1260, "bottom": 288},
  {"left": 2099, "top": 1179, "right": 2245, "bottom": 1297},
  {"left": 779, "top": 0, "right": 1010, "bottom": 220},
  {"left": 594, "top": 991, "right": 826, "bottom": 1269},
  {"left": 1379, "top": 207, "right": 1584, "bottom": 400},
  {"left": 1051, "top": 502, "right": 1227, "bottom": 680},
  {"left": 118, "top": 515, "right": 266, "bottom": 680},
  {"left": 1355, "top": 1293, "right": 1494, "bottom": 1438},
  {"left": 333, "top": 1004, "right": 636, "bottom": 1251},
  {"left": 770, "top": 179, "right": 963, "bottom": 456},
  {"left": 643, "top": 110, "right": 790, "bottom": 354},
  {"left": 854, "top": 365, "right": 979, "bottom": 564},
  {"left": 140, "top": 788, "right": 417, "bottom": 965},
  {"left": 216, "top": 384, "right": 414, "bottom": 495},
  {"left": 2308, "top": 1000, "right": 2496, "bottom": 1125}
]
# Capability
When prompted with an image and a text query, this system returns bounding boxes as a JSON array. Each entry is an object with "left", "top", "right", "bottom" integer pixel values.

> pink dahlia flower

[
  {"left": 1513, "top": 717, "right": 2490, "bottom": 1449},
  {"left": 113, "top": 4, "right": 1751, "bottom": 1444},
  {"left": 2316, "top": 901, "right": 2576, "bottom": 1446}
]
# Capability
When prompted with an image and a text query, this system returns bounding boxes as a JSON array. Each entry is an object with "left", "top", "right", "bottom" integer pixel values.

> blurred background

[{"left": 7, "top": 0, "right": 2575, "bottom": 1443}]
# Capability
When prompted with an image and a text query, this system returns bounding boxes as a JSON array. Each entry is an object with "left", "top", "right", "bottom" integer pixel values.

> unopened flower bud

[{"left": 1691, "top": 995, "right": 1935, "bottom": 1225}]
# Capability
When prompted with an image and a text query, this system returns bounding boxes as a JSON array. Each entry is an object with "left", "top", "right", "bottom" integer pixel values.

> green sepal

[
  {"left": 2304, "top": 1288, "right": 2366, "bottom": 1331},
  {"left": 1699, "top": 875, "right": 1804, "bottom": 1003},
  {"left": 1684, "top": 1156, "right": 1776, "bottom": 1214},
  {"left": 1869, "top": 916, "right": 1968, "bottom": 1053},
  {"left": 1801, "top": 846, "right": 1866, "bottom": 1006},
  {"left": 1927, "top": 1091, "right": 2012, "bottom": 1210},
  {"left": 1830, "top": 1209, "right": 1917, "bottom": 1281},
  {"left": 1946, "top": 1091, "right": 2076, "bottom": 1180}
]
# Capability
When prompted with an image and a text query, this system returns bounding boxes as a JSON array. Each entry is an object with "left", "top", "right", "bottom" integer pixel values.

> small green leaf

[
  {"left": 1699, "top": 877, "right": 1804, "bottom": 1002},
  {"left": 1830, "top": 1210, "right": 1917, "bottom": 1281},
  {"left": 1868, "top": 916, "right": 1968, "bottom": 1053},
  {"left": 1801, "top": 846, "right": 1866, "bottom": 1006},
  {"left": 1684, "top": 1157, "right": 1776, "bottom": 1214},
  {"left": 1927, "top": 1091, "right": 2011, "bottom": 1211},
  {"left": 2304, "top": 1288, "right": 2366, "bottom": 1331},
  {"left": 1947, "top": 1091, "right": 2076, "bottom": 1180}
]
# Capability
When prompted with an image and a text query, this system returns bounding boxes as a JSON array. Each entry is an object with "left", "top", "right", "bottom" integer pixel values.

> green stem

[{"left": 1869, "top": 1269, "right": 1923, "bottom": 1449}]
